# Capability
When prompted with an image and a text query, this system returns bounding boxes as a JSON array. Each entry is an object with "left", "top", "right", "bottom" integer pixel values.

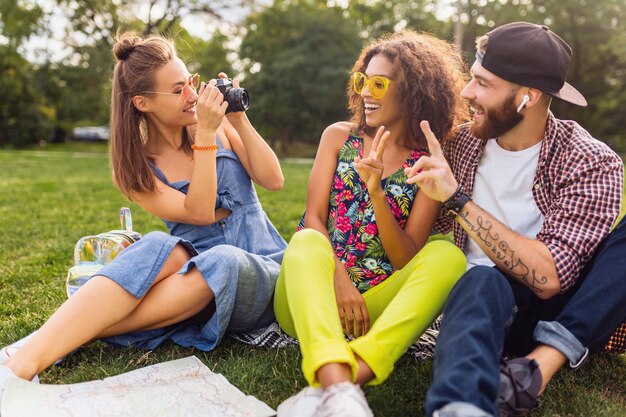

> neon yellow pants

[{"left": 274, "top": 228, "right": 466, "bottom": 386}]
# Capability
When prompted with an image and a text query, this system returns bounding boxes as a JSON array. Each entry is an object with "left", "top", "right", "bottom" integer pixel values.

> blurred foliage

[
  {"left": 453, "top": 0, "right": 626, "bottom": 150},
  {"left": 346, "top": 0, "right": 454, "bottom": 40},
  {"left": 0, "top": 0, "right": 44, "bottom": 48},
  {"left": 0, "top": 46, "right": 55, "bottom": 147},
  {"left": 0, "top": 0, "right": 53, "bottom": 147},
  {"left": 240, "top": 0, "right": 362, "bottom": 151},
  {"left": 179, "top": 30, "right": 236, "bottom": 79},
  {"left": 0, "top": 0, "right": 625, "bottom": 151}
]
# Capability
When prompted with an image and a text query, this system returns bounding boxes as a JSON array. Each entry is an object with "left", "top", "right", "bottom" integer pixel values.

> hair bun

[{"left": 113, "top": 33, "right": 141, "bottom": 61}]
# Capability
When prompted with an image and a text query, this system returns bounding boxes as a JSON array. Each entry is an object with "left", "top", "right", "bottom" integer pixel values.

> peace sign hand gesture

[
  {"left": 404, "top": 120, "right": 458, "bottom": 202},
  {"left": 353, "top": 126, "right": 390, "bottom": 194}
]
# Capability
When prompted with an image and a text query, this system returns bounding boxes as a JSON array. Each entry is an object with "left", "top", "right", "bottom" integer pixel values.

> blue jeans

[{"left": 425, "top": 217, "right": 626, "bottom": 416}]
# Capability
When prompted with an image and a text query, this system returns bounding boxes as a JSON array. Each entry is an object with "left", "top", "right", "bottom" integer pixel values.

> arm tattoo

[{"left": 459, "top": 211, "right": 547, "bottom": 293}]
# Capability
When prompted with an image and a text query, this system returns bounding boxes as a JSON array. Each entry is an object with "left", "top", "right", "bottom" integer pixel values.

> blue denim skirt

[{"left": 98, "top": 231, "right": 280, "bottom": 351}]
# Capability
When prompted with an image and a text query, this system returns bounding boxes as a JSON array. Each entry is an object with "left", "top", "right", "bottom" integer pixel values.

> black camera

[{"left": 214, "top": 78, "right": 249, "bottom": 114}]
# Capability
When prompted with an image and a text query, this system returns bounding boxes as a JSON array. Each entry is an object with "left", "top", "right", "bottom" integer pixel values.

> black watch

[{"left": 442, "top": 188, "right": 472, "bottom": 220}]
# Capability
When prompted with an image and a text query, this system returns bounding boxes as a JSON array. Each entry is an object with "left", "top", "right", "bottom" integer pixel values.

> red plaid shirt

[{"left": 435, "top": 113, "right": 624, "bottom": 292}]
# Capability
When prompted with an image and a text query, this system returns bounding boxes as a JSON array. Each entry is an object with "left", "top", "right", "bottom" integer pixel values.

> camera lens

[{"left": 225, "top": 88, "right": 249, "bottom": 113}]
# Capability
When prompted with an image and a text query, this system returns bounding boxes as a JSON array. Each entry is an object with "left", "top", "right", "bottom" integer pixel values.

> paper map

[{"left": 1, "top": 356, "right": 275, "bottom": 417}]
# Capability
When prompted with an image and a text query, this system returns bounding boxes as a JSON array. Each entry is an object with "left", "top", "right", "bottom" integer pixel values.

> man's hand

[{"left": 405, "top": 120, "right": 458, "bottom": 202}]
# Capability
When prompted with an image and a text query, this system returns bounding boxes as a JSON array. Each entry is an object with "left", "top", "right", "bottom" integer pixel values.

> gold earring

[{"left": 139, "top": 117, "right": 148, "bottom": 144}]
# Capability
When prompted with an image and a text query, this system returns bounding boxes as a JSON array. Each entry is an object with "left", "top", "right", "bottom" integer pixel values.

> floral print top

[{"left": 299, "top": 130, "right": 429, "bottom": 293}]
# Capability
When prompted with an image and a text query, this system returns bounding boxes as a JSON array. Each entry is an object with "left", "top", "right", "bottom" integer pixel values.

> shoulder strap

[{"left": 148, "top": 162, "right": 169, "bottom": 185}]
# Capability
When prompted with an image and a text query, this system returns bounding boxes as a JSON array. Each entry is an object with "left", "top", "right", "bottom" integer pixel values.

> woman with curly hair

[{"left": 274, "top": 30, "right": 470, "bottom": 417}]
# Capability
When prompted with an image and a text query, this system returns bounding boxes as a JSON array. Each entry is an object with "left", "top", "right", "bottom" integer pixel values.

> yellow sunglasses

[{"left": 352, "top": 72, "right": 393, "bottom": 99}]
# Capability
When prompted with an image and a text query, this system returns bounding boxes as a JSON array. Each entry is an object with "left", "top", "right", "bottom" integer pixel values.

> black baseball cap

[{"left": 476, "top": 22, "right": 587, "bottom": 107}]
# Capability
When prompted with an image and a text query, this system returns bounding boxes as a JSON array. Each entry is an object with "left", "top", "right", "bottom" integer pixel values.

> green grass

[{"left": 0, "top": 143, "right": 624, "bottom": 416}]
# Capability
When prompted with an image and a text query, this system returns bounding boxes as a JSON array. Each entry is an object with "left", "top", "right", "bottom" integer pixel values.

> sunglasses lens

[
  {"left": 179, "top": 74, "right": 201, "bottom": 102},
  {"left": 353, "top": 73, "right": 366, "bottom": 94},
  {"left": 180, "top": 86, "right": 191, "bottom": 102},
  {"left": 353, "top": 73, "right": 389, "bottom": 98},
  {"left": 190, "top": 74, "right": 200, "bottom": 90},
  {"left": 370, "top": 77, "right": 387, "bottom": 99}
]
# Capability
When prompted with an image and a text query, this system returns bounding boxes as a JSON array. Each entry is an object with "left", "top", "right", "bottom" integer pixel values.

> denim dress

[{"left": 100, "top": 138, "right": 287, "bottom": 351}]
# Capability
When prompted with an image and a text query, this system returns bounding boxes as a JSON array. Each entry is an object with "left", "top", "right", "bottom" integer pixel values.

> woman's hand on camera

[
  {"left": 353, "top": 126, "right": 389, "bottom": 194},
  {"left": 196, "top": 79, "right": 228, "bottom": 132},
  {"left": 217, "top": 72, "right": 241, "bottom": 88},
  {"left": 218, "top": 72, "right": 246, "bottom": 119},
  {"left": 334, "top": 262, "right": 370, "bottom": 338}
]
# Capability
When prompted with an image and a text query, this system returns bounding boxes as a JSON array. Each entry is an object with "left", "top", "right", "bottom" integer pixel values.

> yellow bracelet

[{"left": 191, "top": 144, "right": 218, "bottom": 151}]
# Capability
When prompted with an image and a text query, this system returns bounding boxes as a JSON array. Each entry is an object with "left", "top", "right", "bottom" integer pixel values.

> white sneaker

[
  {"left": 276, "top": 386, "right": 323, "bottom": 417},
  {"left": 1, "top": 332, "right": 40, "bottom": 383},
  {"left": 317, "top": 382, "right": 373, "bottom": 417},
  {"left": 0, "top": 364, "right": 19, "bottom": 411},
  {"left": 433, "top": 402, "right": 493, "bottom": 417},
  {"left": 0, "top": 331, "right": 38, "bottom": 364}
]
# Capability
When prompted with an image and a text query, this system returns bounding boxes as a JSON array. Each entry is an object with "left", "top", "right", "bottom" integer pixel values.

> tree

[
  {"left": 176, "top": 30, "right": 235, "bottom": 79},
  {"left": 58, "top": 0, "right": 262, "bottom": 47},
  {"left": 451, "top": 0, "right": 626, "bottom": 149},
  {"left": 346, "top": 0, "right": 454, "bottom": 41},
  {"left": 537, "top": 0, "right": 626, "bottom": 149},
  {"left": 240, "top": 0, "right": 362, "bottom": 153},
  {"left": 0, "top": 0, "right": 54, "bottom": 146},
  {"left": 5, "top": 0, "right": 625, "bottom": 152},
  {"left": 36, "top": 0, "right": 243, "bottom": 140}
]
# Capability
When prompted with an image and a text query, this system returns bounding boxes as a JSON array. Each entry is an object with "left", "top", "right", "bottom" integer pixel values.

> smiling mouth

[
  {"left": 470, "top": 106, "right": 484, "bottom": 118},
  {"left": 183, "top": 105, "right": 196, "bottom": 113},
  {"left": 364, "top": 103, "right": 380, "bottom": 112}
]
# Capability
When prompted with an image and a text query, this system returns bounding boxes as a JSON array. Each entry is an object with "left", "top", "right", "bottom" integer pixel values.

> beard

[{"left": 469, "top": 94, "right": 524, "bottom": 139}]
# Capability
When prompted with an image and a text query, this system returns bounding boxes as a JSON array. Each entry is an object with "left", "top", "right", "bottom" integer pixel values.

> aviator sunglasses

[{"left": 142, "top": 73, "right": 201, "bottom": 102}]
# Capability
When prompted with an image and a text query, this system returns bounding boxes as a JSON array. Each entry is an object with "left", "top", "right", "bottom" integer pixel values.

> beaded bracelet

[
  {"left": 442, "top": 187, "right": 472, "bottom": 220},
  {"left": 191, "top": 144, "right": 218, "bottom": 151}
]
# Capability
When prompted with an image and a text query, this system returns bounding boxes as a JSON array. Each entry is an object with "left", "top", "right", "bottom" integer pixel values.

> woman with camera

[
  {"left": 273, "top": 30, "right": 469, "bottom": 416},
  {"left": 0, "top": 32, "right": 285, "bottom": 394}
]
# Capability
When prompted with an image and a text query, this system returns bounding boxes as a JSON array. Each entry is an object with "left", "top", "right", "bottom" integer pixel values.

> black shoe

[{"left": 498, "top": 358, "right": 542, "bottom": 416}]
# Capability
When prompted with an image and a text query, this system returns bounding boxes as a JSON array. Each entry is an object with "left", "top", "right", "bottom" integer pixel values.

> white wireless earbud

[{"left": 516, "top": 95, "right": 530, "bottom": 113}]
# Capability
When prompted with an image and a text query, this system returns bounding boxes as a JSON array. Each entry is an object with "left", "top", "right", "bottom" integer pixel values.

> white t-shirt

[{"left": 465, "top": 139, "right": 545, "bottom": 269}]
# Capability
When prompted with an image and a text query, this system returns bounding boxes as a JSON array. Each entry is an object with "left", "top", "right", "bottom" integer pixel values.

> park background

[
  {"left": 2, "top": 0, "right": 626, "bottom": 154},
  {"left": 1, "top": 0, "right": 625, "bottom": 416}
]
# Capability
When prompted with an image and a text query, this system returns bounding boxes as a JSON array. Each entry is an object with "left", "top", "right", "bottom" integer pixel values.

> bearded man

[{"left": 406, "top": 22, "right": 626, "bottom": 417}]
